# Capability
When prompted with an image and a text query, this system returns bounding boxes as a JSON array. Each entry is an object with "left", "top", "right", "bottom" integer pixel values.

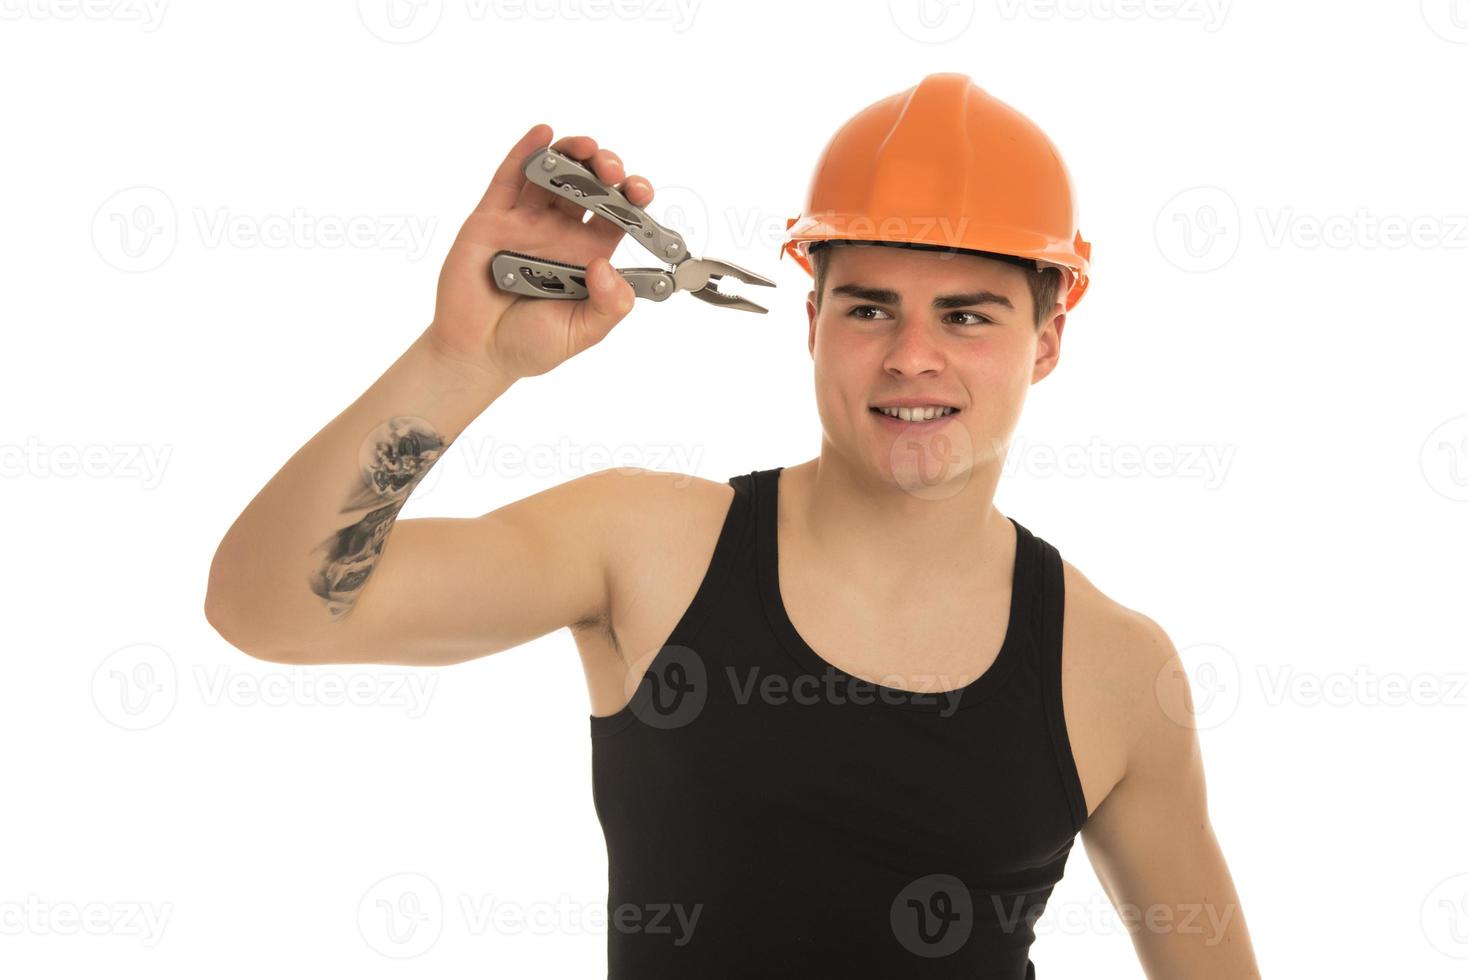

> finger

[
  {"left": 478, "top": 123, "right": 552, "bottom": 212},
  {"left": 569, "top": 256, "right": 636, "bottom": 354},
  {"left": 585, "top": 174, "right": 654, "bottom": 251},
  {"left": 516, "top": 134, "right": 599, "bottom": 210}
]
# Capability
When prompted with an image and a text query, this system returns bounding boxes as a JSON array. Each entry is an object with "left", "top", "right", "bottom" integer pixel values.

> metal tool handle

[
  {"left": 522, "top": 146, "right": 689, "bottom": 266},
  {"left": 490, "top": 250, "right": 676, "bottom": 302}
]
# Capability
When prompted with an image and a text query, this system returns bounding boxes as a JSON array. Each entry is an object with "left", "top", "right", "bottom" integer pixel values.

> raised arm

[
  {"left": 1079, "top": 613, "right": 1263, "bottom": 979},
  {"left": 204, "top": 123, "right": 654, "bottom": 665}
]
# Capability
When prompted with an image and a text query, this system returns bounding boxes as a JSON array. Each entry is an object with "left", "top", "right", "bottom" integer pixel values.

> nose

[{"left": 881, "top": 320, "right": 946, "bottom": 378}]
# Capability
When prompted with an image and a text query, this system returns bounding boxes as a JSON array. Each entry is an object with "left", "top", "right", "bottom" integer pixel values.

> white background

[{"left": 4, "top": 0, "right": 1467, "bottom": 976}]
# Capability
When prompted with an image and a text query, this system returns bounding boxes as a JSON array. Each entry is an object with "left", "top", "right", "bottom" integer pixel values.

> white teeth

[{"left": 876, "top": 406, "right": 956, "bottom": 421}]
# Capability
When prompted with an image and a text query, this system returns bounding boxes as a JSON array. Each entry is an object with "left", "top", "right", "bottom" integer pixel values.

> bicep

[
  {"left": 286, "top": 469, "right": 624, "bottom": 666},
  {"left": 1080, "top": 615, "right": 1260, "bottom": 977}
]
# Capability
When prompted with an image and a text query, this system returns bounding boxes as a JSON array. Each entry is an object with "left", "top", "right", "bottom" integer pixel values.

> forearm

[{"left": 204, "top": 327, "right": 514, "bottom": 655}]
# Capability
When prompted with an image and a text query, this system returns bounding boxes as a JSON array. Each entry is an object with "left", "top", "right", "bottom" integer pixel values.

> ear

[
  {"left": 1032, "top": 302, "right": 1066, "bottom": 383},
  {"left": 806, "top": 289, "right": 818, "bottom": 358}
]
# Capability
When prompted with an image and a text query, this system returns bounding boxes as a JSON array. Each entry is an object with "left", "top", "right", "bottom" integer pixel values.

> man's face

[{"left": 806, "top": 244, "right": 1064, "bottom": 491}]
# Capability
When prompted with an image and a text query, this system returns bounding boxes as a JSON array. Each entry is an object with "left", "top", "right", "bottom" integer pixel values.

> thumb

[{"left": 573, "top": 256, "right": 635, "bottom": 347}]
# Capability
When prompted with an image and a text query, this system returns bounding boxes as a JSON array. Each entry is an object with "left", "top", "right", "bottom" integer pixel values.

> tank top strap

[
  {"left": 749, "top": 466, "right": 779, "bottom": 548},
  {"left": 1022, "top": 524, "right": 1090, "bottom": 835}
]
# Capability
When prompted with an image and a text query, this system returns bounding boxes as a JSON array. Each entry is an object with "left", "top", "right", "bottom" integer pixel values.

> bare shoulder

[
  {"left": 568, "top": 467, "right": 737, "bottom": 716},
  {"left": 575, "top": 466, "right": 734, "bottom": 586},
  {"left": 592, "top": 467, "right": 736, "bottom": 638},
  {"left": 1055, "top": 556, "right": 1187, "bottom": 817},
  {"left": 1061, "top": 558, "right": 1179, "bottom": 688}
]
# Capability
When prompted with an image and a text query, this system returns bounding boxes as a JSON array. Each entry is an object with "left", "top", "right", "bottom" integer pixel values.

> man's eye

[{"left": 847, "top": 306, "right": 990, "bottom": 325}]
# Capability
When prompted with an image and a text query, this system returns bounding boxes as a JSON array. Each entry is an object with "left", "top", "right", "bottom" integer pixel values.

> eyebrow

[{"left": 828, "top": 283, "right": 1015, "bottom": 312}]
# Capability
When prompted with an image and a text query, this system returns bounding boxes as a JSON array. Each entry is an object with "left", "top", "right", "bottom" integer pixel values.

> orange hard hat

[{"left": 781, "top": 73, "right": 1092, "bottom": 312}]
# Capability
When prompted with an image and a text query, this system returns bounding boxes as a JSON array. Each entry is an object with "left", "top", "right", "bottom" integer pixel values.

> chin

[{"left": 861, "top": 441, "right": 976, "bottom": 501}]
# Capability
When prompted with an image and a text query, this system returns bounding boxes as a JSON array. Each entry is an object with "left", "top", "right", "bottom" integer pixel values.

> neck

[{"left": 781, "top": 445, "right": 1014, "bottom": 593}]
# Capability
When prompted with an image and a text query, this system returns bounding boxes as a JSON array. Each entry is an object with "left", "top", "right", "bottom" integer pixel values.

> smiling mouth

[{"left": 870, "top": 406, "right": 961, "bottom": 422}]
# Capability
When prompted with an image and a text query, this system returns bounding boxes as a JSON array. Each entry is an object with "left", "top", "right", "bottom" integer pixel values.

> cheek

[{"left": 811, "top": 323, "right": 870, "bottom": 384}]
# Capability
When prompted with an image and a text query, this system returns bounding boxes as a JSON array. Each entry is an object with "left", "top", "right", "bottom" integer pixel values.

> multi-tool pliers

[{"left": 489, "top": 146, "right": 775, "bottom": 314}]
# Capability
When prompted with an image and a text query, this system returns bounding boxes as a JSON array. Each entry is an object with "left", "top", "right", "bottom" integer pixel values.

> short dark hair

[{"left": 809, "top": 240, "right": 1063, "bottom": 330}]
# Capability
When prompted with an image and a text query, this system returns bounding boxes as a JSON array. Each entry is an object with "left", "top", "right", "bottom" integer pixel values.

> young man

[{"left": 206, "top": 75, "right": 1260, "bottom": 978}]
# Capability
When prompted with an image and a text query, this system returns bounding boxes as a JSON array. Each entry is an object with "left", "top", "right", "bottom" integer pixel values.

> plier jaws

[{"left": 676, "top": 257, "right": 777, "bottom": 314}]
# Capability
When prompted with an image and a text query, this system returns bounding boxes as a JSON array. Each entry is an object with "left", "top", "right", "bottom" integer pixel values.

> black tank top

[{"left": 590, "top": 466, "right": 1088, "bottom": 978}]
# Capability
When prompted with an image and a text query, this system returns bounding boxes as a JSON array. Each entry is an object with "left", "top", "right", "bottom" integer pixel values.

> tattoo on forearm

[{"left": 309, "top": 415, "right": 446, "bottom": 618}]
